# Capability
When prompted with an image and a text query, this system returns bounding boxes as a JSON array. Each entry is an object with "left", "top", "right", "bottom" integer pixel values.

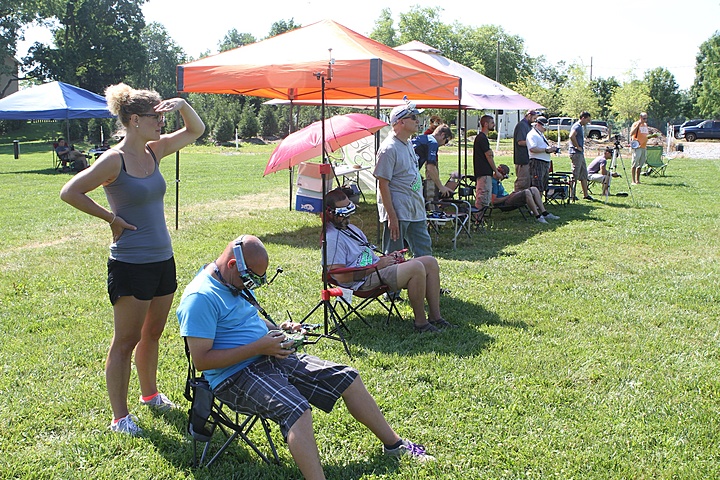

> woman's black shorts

[{"left": 107, "top": 257, "right": 177, "bottom": 304}]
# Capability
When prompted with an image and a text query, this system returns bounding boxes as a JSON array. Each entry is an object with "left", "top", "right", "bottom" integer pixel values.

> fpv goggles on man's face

[
  {"left": 332, "top": 201, "right": 356, "bottom": 217},
  {"left": 232, "top": 236, "right": 281, "bottom": 290}
]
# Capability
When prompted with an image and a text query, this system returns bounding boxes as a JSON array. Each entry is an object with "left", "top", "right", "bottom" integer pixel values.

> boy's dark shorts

[{"left": 107, "top": 257, "right": 177, "bottom": 304}]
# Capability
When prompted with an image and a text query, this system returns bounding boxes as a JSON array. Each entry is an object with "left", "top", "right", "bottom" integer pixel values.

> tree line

[{"left": 2, "top": 1, "right": 719, "bottom": 143}]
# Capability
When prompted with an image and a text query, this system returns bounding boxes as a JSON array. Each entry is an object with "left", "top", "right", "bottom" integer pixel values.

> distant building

[{"left": 1, "top": 55, "right": 20, "bottom": 98}]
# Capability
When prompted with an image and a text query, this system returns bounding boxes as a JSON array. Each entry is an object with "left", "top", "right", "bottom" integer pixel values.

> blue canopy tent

[
  {"left": 0, "top": 81, "right": 113, "bottom": 119},
  {"left": 0, "top": 81, "right": 114, "bottom": 139}
]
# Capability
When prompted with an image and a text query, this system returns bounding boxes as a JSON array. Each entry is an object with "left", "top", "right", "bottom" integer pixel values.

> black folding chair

[
  {"left": 326, "top": 264, "right": 402, "bottom": 327},
  {"left": 183, "top": 338, "right": 279, "bottom": 468}
]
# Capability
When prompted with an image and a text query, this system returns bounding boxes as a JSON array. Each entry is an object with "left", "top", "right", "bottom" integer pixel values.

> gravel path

[{"left": 669, "top": 140, "right": 720, "bottom": 160}]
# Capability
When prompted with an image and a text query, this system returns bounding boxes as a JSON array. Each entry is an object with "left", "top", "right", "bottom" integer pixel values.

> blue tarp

[{"left": 0, "top": 81, "right": 114, "bottom": 120}]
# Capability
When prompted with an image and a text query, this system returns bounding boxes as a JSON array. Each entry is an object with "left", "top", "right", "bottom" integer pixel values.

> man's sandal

[
  {"left": 414, "top": 322, "right": 440, "bottom": 333},
  {"left": 429, "top": 318, "right": 456, "bottom": 329}
]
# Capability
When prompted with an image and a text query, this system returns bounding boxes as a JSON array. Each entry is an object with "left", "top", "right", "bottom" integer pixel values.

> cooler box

[
  {"left": 295, "top": 188, "right": 323, "bottom": 213},
  {"left": 297, "top": 162, "right": 335, "bottom": 179},
  {"left": 296, "top": 174, "right": 331, "bottom": 192}
]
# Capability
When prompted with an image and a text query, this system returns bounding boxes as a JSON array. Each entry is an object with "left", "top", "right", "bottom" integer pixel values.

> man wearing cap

[
  {"left": 526, "top": 116, "right": 556, "bottom": 195},
  {"left": 374, "top": 100, "right": 433, "bottom": 258},
  {"left": 412, "top": 124, "right": 454, "bottom": 202},
  {"left": 491, "top": 164, "right": 560, "bottom": 224},
  {"left": 472, "top": 114, "right": 500, "bottom": 212},
  {"left": 568, "top": 112, "right": 594, "bottom": 201},
  {"left": 629, "top": 112, "right": 649, "bottom": 185},
  {"left": 513, "top": 110, "right": 540, "bottom": 191}
]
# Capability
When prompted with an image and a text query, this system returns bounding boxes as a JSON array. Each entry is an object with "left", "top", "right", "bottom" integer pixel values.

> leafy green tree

[
  {"left": 609, "top": 78, "right": 651, "bottom": 133},
  {"left": 259, "top": 105, "right": 279, "bottom": 138},
  {"left": 560, "top": 64, "right": 600, "bottom": 118},
  {"left": 23, "top": 0, "right": 147, "bottom": 95},
  {"left": 132, "top": 22, "right": 185, "bottom": 99},
  {"left": 512, "top": 60, "right": 568, "bottom": 116},
  {"left": 644, "top": 67, "right": 681, "bottom": 127},
  {"left": 397, "top": 7, "right": 453, "bottom": 50},
  {"left": 591, "top": 76, "right": 619, "bottom": 121},
  {"left": 512, "top": 76, "right": 557, "bottom": 115},
  {"left": 267, "top": 19, "right": 300, "bottom": 39},
  {"left": 0, "top": 0, "right": 62, "bottom": 67},
  {"left": 238, "top": 107, "right": 259, "bottom": 138},
  {"left": 213, "top": 114, "right": 234, "bottom": 143},
  {"left": 218, "top": 29, "right": 255, "bottom": 53},
  {"left": 450, "top": 24, "right": 533, "bottom": 86},
  {"left": 369, "top": 8, "right": 397, "bottom": 47},
  {"left": 692, "top": 32, "right": 720, "bottom": 118}
]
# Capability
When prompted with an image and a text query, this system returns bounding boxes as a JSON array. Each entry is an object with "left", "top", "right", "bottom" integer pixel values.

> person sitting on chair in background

[
  {"left": 492, "top": 164, "right": 560, "bottom": 224},
  {"left": 324, "top": 188, "right": 452, "bottom": 333},
  {"left": 412, "top": 124, "right": 454, "bottom": 202},
  {"left": 56, "top": 138, "right": 89, "bottom": 171},
  {"left": 177, "top": 234, "right": 435, "bottom": 480},
  {"left": 587, "top": 147, "right": 616, "bottom": 197}
]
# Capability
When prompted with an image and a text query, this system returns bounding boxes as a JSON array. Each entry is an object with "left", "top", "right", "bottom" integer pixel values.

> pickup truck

[
  {"left": 679, "top": 120, "right": 720, "bottom": 142},
  {"left": 546, "top": 117, "right": 608, "bottom": 139}
]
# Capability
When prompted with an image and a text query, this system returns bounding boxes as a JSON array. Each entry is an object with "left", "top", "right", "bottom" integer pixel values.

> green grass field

[{"left": 1, "top": 124, "right": 719, "bottom": 479}]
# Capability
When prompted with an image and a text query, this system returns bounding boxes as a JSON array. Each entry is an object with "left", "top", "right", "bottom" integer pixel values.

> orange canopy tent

[
  {"left": 177, "top": 19, "right": 461, "bottom": 210},
  {"left": 177, "top": 19, "right": 460, "bottom": 103}
]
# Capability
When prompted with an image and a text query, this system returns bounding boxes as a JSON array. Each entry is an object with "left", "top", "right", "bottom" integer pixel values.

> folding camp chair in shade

[
  {"left": 545, "top": 172, "right": 574, "bottom": 206},
  {"left": 454, "top": 175, "right": 487, "bottom": 229},
  {"left": 643, "top": 146, "right": 669, "bottom": 177},
  {"left": 486, "top": 202, "right": 529, "bottom": 221},
  {"left": 183, "top": 338, "right": 279, "bottom": 468},
  {"left": 325, "top": 264, "right": 402, "bottom": 327},
  {"left": 425, "top": 199, "right": 472, "bottom": 249}
]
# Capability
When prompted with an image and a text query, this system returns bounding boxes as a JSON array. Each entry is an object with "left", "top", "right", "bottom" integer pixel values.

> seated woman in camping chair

[
  {"left": 492, "top": 164, "right": 560, "bottom": 224},
  {"left": 323, "top": 188, "right": 453, "bottom": 333}
]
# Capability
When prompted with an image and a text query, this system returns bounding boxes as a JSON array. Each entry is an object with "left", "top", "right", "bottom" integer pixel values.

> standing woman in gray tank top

[{"left": 60, "top": 83, "right": 205, "bottom": 435}]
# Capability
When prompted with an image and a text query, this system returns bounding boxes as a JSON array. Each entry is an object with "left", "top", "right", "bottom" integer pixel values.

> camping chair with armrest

[
  {"left": 183, "top": 338, "right": 279, "bottom": 468},
  {"left": 52, "top": 142, "right": 72, "bottom": 171},
  {"left": 325, "top": 263, "right": 402, "bottom": 327},
  {"left": 425, "top": 199, "right": 472, "bottom": 249},
  {"left": 486, "top": 200, "right": 529, "bottom": 221},
  {"left": 545, "top": 171, "right": 574, "bottom": 205},
  {"left": 643, "top": 146, "right": 669, "bottom": 177},
  {"left": 455, "top": 175, "right": 487, "bottom": 229}
]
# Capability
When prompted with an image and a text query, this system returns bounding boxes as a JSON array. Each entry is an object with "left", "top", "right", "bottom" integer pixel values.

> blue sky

[{"left": 18, "top": 0, "right": 720, "bottom": 90}]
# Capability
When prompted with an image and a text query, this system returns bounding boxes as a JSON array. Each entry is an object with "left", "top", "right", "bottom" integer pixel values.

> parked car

[
  {"left": 673, "top": 119, "right": 704, "bottom": 139},
  {"left": 680, "top": 120, "right": 720, "bottom": 142},
  {"left": 546, "top": 117, "right": 608, "bottom": 139},
  {"left": 587, "top": 120, "right": 610, "bottom": 139}
]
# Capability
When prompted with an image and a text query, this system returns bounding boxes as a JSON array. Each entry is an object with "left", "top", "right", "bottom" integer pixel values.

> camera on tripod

[{"left": 613, "top": 134, "right": 622, "bottom": 147}]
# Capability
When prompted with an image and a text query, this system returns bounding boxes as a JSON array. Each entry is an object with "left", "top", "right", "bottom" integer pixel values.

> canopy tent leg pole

[
  {"left": 175, "top": 151, "right": 180, "bottom": 230},
  {"left": 289, "top": 102, "right": 294, "bottom": 211},
  {"left": 300, "top": 59, "right": 351, "bottom": 358}
]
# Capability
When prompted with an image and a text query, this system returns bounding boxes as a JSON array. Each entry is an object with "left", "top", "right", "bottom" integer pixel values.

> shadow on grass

[
  {"left": 320, "top": 295, "right": 526, "bottom": 358},
  {"left": 0, "top": 167, "right": 67, "bottom": 176},
  {"left": 143, "top": 403, "right": 402, "bottom": 479}
]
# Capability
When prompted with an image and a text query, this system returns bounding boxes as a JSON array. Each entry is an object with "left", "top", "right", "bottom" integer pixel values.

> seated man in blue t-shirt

[
  {"left": 492, "top": 164, "right": 560, "bottom": 224},
  {"left": 412, "top": 124, "right": 454, "bottom": 202},
  {"left": 177, "top": 235, "right": 435, "bottom": 478}
]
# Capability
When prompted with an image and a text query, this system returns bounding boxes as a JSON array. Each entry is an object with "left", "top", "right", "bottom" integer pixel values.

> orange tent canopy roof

[{"left": 177, "top": 19, "right": 460, "bottom": 102}]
